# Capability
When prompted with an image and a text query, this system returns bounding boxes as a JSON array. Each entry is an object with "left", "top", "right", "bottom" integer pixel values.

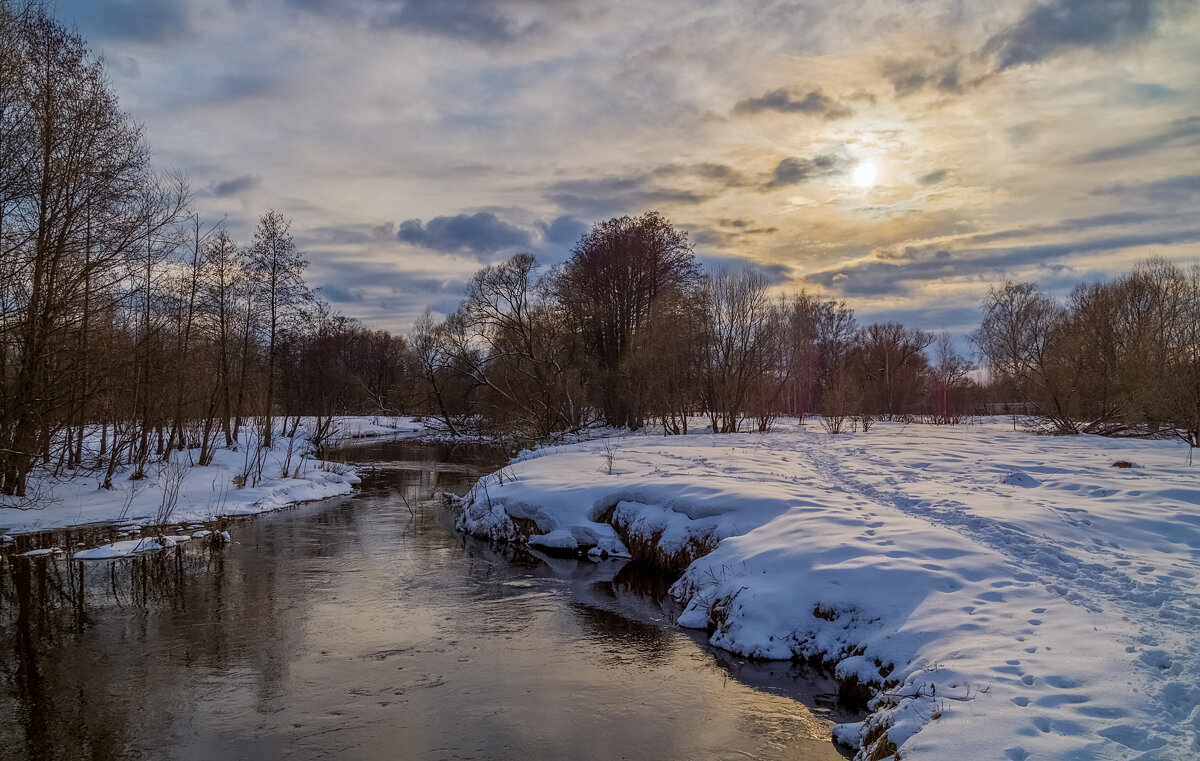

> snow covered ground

[
  {"left": 0, "top": 423, "right": 363, "bottom": 537},
  {"left": 458, "top": 419, "right": 1200, "bottom": 761},
  {"left": 324, "top": 414, "right": 429, "bottom": 441}
]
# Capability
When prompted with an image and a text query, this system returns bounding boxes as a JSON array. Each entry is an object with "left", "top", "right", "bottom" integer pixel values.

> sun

[{"left": 853, "top": 162, "right": 877, "bottom": 188}]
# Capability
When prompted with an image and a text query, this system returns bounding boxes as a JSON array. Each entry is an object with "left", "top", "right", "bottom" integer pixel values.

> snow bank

[
  {"left": 325, "top": 415, "right": 428, "bottom": 440},
  {"left": 458, "top": 420, "right": 1200, "bottom": 761},
  {"left": 0, "top": 424, "right": 361, "bottom": 536},
  {"left": 73, "top": 534, "right": 196, "bottom": 559}
]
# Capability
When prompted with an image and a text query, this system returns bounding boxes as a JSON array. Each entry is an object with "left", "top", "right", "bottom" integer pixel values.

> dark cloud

[
  {"left": 807, "top": 228, "right": 1200, "bottom": 297},
  {"left": 733, "top": 88, "right": 853, "bottom": 119},
  {"left": 301, "top": 223, "right": 380, "bottom": 246},
  {"left": 58, "top": 0, "right": 194, "bottom": 44},
  {"left": 869, "top": 212, "right": 1168, "bottom": 257},
  {"left": 537, "top": 215, "right": 588, "bottom": 247},
  {"left": 955, "top": 212, "right": 1166, "bottom": 246},
  {"left": 546, "top": 174, "right": 711, "bottom": 218},
  {"left": 207, "top": 71, "right": 281, "bottom": 101},
  {"left": 1095, "top": 174, "right": 1200, "bottom": 203},
  {"left": 697, "top": 255, "right": 791, "bottom": 285},
  {"left": 304, "top": 255, "right": 473, "bottom": 330},
  {"left": 689, "top": 163, "right": 752, "bottom": 187},
  {"left": 209, "top": 174, "right": 261, "bottom": 198},
  {"left": 853, "top": 304, "right": 985, "bottom": 338},
  {"left": 396, "top": 212, "right": 534, "bottom": 254},
  {"left": 287, "top": 0, "right": 554, "bottom": 45},
  {"left": 882, "top": 58, "right": 968, "bottom": 97},
  {"left": 651, "top": 163, "right": 751, "bottom": 188},
  {"left": 104, "top": 54, "right": 141, "bottom": 79},
  {"left": 917, "top": 169, "right": 949, "bottom": 186},
  {"left": 985, "top": 0, "right": 1176, "bottom": 71},
  {"left": 1073, "top": 116, "right": 1200, "bottom": 162},
  {"left": 1128, "top": 82, "right": 1181, "bottom": 101},
  {"left": 766, "top": 153, "right": 843, "bottom": 188},
  {"left": 319, "top": 283, "right": 362, "bottom": 303}
]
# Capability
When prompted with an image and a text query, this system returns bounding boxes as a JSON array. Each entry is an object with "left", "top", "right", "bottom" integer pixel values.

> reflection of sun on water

[{"left": 853, "top": 162, "right": 877, "bottom": 188}]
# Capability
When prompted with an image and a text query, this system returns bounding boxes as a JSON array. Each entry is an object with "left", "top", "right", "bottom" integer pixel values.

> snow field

[{"left": 457, "top": 420, "right": 1200, "bottom": 761}]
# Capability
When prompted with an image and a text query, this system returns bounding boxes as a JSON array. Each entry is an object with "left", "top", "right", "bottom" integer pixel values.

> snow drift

[{"left": 458, "top": 420, "right": 1200, "bottom": 761}]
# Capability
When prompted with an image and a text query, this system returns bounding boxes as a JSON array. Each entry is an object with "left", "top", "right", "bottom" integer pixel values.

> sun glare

[{"left": 853, "top": 162, "right": 877, "bottom": 188}]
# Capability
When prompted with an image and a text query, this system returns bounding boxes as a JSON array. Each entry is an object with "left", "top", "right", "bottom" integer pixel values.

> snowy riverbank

[
  {"left": 457, "top": 420, "right": 1200, "bottom": 761},
  {"left": 0, "top": 419, "right": 391, "bottom": 538}
]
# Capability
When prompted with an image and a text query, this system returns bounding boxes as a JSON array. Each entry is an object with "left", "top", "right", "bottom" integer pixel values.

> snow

[
  {"left": 458, "top": 419, "right": 1200, "bottom": 761},
  {"left": 0, "top": 423, "right": 363, "bottom": 537},
  {"left": 73, "top": 535, "right": 193, "bottom": 559},
  {"left": 323, "top": 415, "right": 429, "bottom": 440}
]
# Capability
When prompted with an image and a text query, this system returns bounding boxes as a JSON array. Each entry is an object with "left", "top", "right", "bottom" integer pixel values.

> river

[{"left": 0, "top": 439, "right": 853, "bottom": 760}]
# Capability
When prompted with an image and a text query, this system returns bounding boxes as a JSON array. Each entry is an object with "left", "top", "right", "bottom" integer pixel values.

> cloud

[
  {"left": 985, "top": 0, "right": 1176, "bottom": 70},
  {"left": 931, "top": 211, "right": 1168, "bottom": 248},
  {"left": 1127, "top": 82, "right": 1181, "bottom": 102},
  {"left": 766, "top": 153, "right": 843, "bottom": 188},
  {"left": 1073, "top": 116, "right": 1200, "bottom": 162},
  {"left": 286, "top": 0, "right": 556, "bottom": 45},
  {"left": 304, "top": 255, "right": 474, "bottom": 331},
  {"left": 882, "top": 58, "right": 968, "bottom": 97},
  {"left": 673, "top": 163, "right": 752, "bottom": 187},
  {"left": 917, "top": 169, "right": 949, "bottom": 186},
  {"left": 59, "top": 0, "right": 195, "bottom": 45},
  {"left": 733, "top": 88, "right": 853, "bottom": 119},
  {"left": 208, "top": 174, "right": 261, "bottom": 198},
  {"left": 545, "top": 174, "right": 711, "bottom": 218},
  {"left": 537, "top": 215, "right": 588, "bottom": 247},
  {"left": 1095, "top": 174, "right": 1200, "bottom": 203},
  {"left": 319, "top": 283, "right": 362, "bottom": 303},
  {"left": 696, "top": 255, "right": 791, "bottom": 284},
  {"left": 396, "top": 212, "right": 534, "bottom": 254},
  {"left": 807, "top": 228, "right": 1200, "bottom": 297}
]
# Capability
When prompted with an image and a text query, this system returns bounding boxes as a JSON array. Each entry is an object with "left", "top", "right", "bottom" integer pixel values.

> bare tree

[
  {"left": 448, "top": 253, "right": 584, "bottom": 439},
  {"left": 700, "top": 267, "right": 782, "bottom": 433},
  {"left": 0, "top": 5, "right": 187, "bottom": 496},
  {"left": 856, "top": 322, "right": 934, "bottom": 419},
  {"left": 556, "top": 211, "right": 702, "bottom": 429},
  {"left": 245, "top": 209, "right": 308, "bottom": 448},
  {"left": 927, "top": 333, "right": 973, "bottom": 424},
  {"left": 973, "top": 282, "right": 1080, "bottom": 433},
  {"left": 409, "top": 310, "right": 463, "bottom": 435}
]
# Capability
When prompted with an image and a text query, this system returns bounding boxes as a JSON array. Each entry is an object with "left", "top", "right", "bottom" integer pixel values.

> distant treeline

[
  {"left": 976, "top": 262, "right": 1200, "bottom": 445},
  {"left": 3, "top": 3, "right": 1197, "bottom": 499},
  {"left": 410, "top": 211, "right": 976, "bottom": 440},
  {"left": 414, "top": 218, "right": 1199, "bottom": 448}
]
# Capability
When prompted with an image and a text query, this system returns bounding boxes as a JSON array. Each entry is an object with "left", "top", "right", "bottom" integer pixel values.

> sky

[{"left": 55, "top": 0, "right": 1200, "bottom": 339}]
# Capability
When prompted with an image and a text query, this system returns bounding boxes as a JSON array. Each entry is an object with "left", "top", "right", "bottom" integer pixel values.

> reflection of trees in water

[
  {"left": 0, "top": 550, "right": 200, "bottom": 760},
  {"left": 569, "top": 601, "right": 676, "bottom": 667},
  {"left": 0, "top": 541, "right": 305, "bottom": 760}
]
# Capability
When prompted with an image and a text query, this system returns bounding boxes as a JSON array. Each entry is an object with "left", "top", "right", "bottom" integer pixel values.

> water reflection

[{"left": 0, "top": 438, "right": 852, "bottom": 760}]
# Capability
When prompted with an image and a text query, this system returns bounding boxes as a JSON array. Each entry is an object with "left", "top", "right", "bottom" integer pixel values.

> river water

[{"left": 0, "top": 439, "right": 852, "bottom": 760}]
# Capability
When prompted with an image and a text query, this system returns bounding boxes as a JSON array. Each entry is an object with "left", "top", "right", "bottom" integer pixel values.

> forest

[{"left": 2, "top": 2, "right": 1199, "bottom": 502}]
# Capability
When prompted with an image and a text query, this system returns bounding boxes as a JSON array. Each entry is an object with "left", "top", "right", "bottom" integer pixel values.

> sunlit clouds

[{"left": 59, "top": 0, "right": 1200, "bottom": 338}]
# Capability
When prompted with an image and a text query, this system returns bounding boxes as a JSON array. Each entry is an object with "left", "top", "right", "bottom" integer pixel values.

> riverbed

[{"left": 0, "top": 439, "right": 850, "bottom": 760}]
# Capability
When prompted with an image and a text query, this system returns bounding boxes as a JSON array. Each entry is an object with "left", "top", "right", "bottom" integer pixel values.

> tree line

[
  {"left": 0, "top": 3, "right": 407, "bottom": 498},
  {"left": 975, "top": 260, "right": 1200, "bottom": 447},
  {"left": 413, "top": 219, "right": 1199, "bottom": 449},
  {"left": 409, "top": 211, "right": 979, "bottom": 440}
]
